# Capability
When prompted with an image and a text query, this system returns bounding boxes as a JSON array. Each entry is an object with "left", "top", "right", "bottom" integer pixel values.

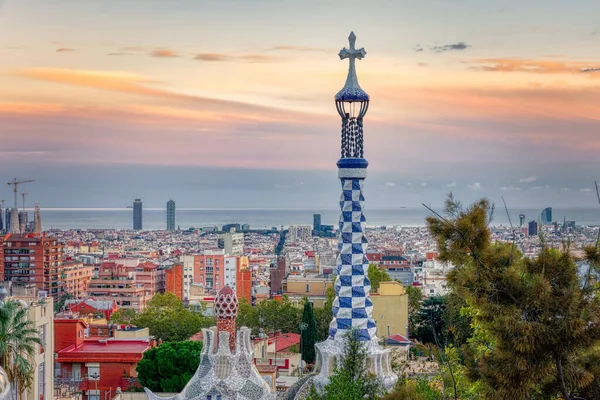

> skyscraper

[
  {"left": 313, "top": 213, "right": 322, "bottom": 231},
  {"left": 133, "top": 199, "right": 143, "bottom": 230},
  {"left": 541, "top": 207, "right": 552, "bottom": 225},
  {"left": 0, "top": 203, "right": 3, "bottom": 233},
  {"left": 528, "top": 220, "right": 538, "bottom": 236},
  {"left": 166, "top": 199, "right": 176, "bottom": 231},
  {"left": 33, "top": 202, "right": 42, "bottom": 233},
  {"left": 4, "top": 208, "right": 11, "bottom": 233}
]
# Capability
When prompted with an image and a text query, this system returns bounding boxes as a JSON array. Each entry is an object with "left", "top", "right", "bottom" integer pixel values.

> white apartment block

[{"left": 288, "top": 225, "right": 312, "bottom": 243}]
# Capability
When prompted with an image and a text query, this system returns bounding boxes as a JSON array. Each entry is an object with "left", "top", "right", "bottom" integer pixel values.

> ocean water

[{"left": 34, "top": 207, "right": 600, "bottom": 231}]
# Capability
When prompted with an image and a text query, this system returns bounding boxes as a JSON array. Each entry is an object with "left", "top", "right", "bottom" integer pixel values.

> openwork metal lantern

[{"left": 335, "top": 32, "right": 369, "bottom": 159}]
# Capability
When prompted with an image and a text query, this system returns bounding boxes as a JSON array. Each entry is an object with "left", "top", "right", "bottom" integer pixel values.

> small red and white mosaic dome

[{"left": 214, "top": 285, "right": 239, "bottom": 319}]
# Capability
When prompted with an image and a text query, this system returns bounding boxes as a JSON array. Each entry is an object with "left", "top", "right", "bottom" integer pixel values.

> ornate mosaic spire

[
  {"left": 215, "top": 285, "right": 239, "bottom": 351},
  {"left": 328, "top": 32, "right": 377, "bottom": 342}
]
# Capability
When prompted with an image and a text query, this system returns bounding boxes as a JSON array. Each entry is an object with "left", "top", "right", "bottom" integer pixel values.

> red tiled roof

[
  {"left": 56, "top": 340, "right": 152, "bottom": 363},
  {"left": 387, "top": 334, "right": 411, "bottom": 344}
]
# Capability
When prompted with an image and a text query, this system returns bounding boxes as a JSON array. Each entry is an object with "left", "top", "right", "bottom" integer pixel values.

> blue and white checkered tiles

[{"left": 329, "top": 177, "right": 377, "bottom": 341}]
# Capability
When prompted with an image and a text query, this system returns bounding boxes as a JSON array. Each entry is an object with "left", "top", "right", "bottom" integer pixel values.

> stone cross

[{"left": 338, "top": 32, "right": 366, "bottom": 91}]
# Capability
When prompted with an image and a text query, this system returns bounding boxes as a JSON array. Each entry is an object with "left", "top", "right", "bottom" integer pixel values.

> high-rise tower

[
  {"left": 33, "top": 202, "right": 42, "bottom": 233},
  {"left": 133, "top": 199, "right": 143, "bottom": 230},
  {"left": 9, "top": 208, "right": 19, "bottom": 234},
  {"left": 312, "top": 32, "right": 397, "bottom": 392},
  {"left": 166, "top": 199, "right": 176, "bottom": 231}
]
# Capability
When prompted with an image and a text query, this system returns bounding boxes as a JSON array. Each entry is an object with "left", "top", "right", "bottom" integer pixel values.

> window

[
  {"left": 306, "top": 284, "right": 310, "bottom": 293},
  {"left": 86, "top": 363, "right": 100, "bottom": 379}
]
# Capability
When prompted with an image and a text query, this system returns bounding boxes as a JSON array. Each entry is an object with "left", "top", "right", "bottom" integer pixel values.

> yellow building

[
  {"left": 283, "top": 274, "right": 334, "bottom": 307},
  {"left": 5, "top": 287, "right": 54, "bottom": 400},
  {"left": 371, "top": 281, "right": 409, "bottom": 339}
]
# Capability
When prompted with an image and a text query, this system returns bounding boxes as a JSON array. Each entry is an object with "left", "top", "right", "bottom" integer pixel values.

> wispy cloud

[
  {"left": 383, "top": 181, "right": 396, "bottom": 187},
  {"left": 193, "top": 52, "right": 278, "bottom": 63},
  {"left": 500, "top": 185, "right": 522, "bottom": 191},
  {"left": 193, "top": 53, "right": 230, "bottom": 62},
  {"left": 269, "top": 45, "right": 328, "bottom": 53},
  {"left": 56, "top": 48, "right": 75, "bottom": 53},
  {"left": 580, "top": 188, "right": 593, "bottom": 192},
  {"left": 467, "top": 182, "right": 482, "bottom": 190},
  {"left": 446, "top": 181, "right": 456, "bottom": 187},
  {"left": 431, "top": 42, "right": 470, "bottom": 52},
  {"left": 120, "top": 46, "right": 146, "bottom": 52},
  {"left": 12, "top": 67, "right": 312, "bottom": 121},
  {"left": 150, "top": 48, "right": 179, "bottom": 58},
  {"left": 519, "top": 176, "right": 537, "bottom": 183},
  {"left": 470, "top": 58, "right": 600, "bottom": 76}
]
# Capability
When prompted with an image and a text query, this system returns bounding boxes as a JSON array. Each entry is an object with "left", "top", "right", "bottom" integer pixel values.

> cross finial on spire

[
  {"left": 339, "top": 31, "right": 366, "bottom": 61},
  {"left": 335, "top": 32, "right": 369, "bottom": 102}
]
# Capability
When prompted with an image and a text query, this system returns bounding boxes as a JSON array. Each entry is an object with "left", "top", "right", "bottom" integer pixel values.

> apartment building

[{"left": 1, "top": 234, "right": 65, "bottom": 299}]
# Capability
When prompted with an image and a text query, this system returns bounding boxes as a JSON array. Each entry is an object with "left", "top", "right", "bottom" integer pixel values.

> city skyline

[{"left": 2, "top": 0, "right": 600, "bottom": 208}]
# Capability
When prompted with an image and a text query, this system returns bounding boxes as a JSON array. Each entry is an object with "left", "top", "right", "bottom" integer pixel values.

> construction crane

[{"left": 7, "top": 179, "right": 34, "bottom": 212}]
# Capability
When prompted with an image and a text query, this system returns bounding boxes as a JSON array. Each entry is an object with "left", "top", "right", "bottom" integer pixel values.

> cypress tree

[{"left": 301, "top": 301, "right": 317, "bottom": 365}]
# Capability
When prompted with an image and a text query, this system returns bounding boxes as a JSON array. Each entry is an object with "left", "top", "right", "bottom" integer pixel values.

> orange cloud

[
  {"left": 150, "top": 48, "right": 179, "bottom": 58},
  {"left": 470, "top": 58, "right": 600, "bottom": 77},
  {"left": 55, "top": 48, "right": 75, "bottom": 52},
  {"left": 12, "top": 67, "right": 316, "bottom": 122},
  {"left": 193, "top": 52, "right": 279, "bottom": 63},
  {"left": 193, "top": 53, "right": 231, "bottom": 61}
]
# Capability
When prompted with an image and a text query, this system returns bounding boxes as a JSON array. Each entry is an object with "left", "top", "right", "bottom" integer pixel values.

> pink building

[{"left": 87, "top": 262, "right": 150, "bottom": 312}]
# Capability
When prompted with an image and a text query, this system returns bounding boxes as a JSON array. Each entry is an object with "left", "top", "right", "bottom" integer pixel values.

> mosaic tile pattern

[
  {"left": 329, "top": 176, "right": 377, "bottom": 342},
  {"left": 144, "top": 286, "right": 275, "bottom": 400}
]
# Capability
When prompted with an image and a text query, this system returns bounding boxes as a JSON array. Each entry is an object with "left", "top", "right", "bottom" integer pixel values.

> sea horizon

[{"left": 19, "top": 207, "right": 600, "bottom": 231}]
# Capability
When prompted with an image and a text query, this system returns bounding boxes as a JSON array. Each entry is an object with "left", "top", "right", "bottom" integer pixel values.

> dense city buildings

[
  {"left": 218, "top": 232, "right": 244, "bottom": 256},
  {"left": 133, "top": 198, "right": 143, "bottom": 230},
  {"left": 61, "top": 261, "right": 93, "bottom": 299},
  {"left": 1, "top": 234, "right": 65, "bottom": 299},
  {"left": 87, "top": 262, "right": 151, "bottom": 312},
  {"left": 166, "top": 199, "right": 176, "bottom": 231},
  {"left": 288, "top": 225, "right": 312, "bottom": 243}
]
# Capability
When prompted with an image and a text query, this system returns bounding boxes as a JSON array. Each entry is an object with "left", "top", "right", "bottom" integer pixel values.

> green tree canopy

[
  {"left": 405, "top": 285, "right": 423, "bottom": 337},
  {"left": 0, "top": 300, "right": 42, "bottom": 398},
  {"left": 413, "top": 296, "right": 446, "bottom": 346},
  {"left": 137, "top": 341, "right": 203, "bottom": 392},
  {"left": 110, "top": 308, "right": 136, "bottom": 324},
  {"left": 426, "top": 195, "right": 600, "bottom": 399},
  {"left": 132, "top": 293, "right": 214, "bottom": 342},
  {"left": 308, "top": 330, "right": 385, "bottom": 400},
  {"left": 301, "top": 301, "right": 317, "bottom": 365},
  {"left": 368, "top": 264, "right": 391, "bottom": 293},
  {"left": 314, "top": 287, "right": 335, "bottom": 341},
  {"left": 236, "top": 296, "right": 301, "bottom": 336}
]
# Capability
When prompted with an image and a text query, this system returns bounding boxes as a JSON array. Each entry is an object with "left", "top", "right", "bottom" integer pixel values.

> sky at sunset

[{"left": 1, "top": 0, "right": 600, "bottom": 209}]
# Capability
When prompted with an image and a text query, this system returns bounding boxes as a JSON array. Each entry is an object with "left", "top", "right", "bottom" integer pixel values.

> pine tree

[
  {"left": 426, "top": 195, "right": 600, "bottom": 399},
  {"left": 301, "top": 301, "right": 317, "bottom": 365}
]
